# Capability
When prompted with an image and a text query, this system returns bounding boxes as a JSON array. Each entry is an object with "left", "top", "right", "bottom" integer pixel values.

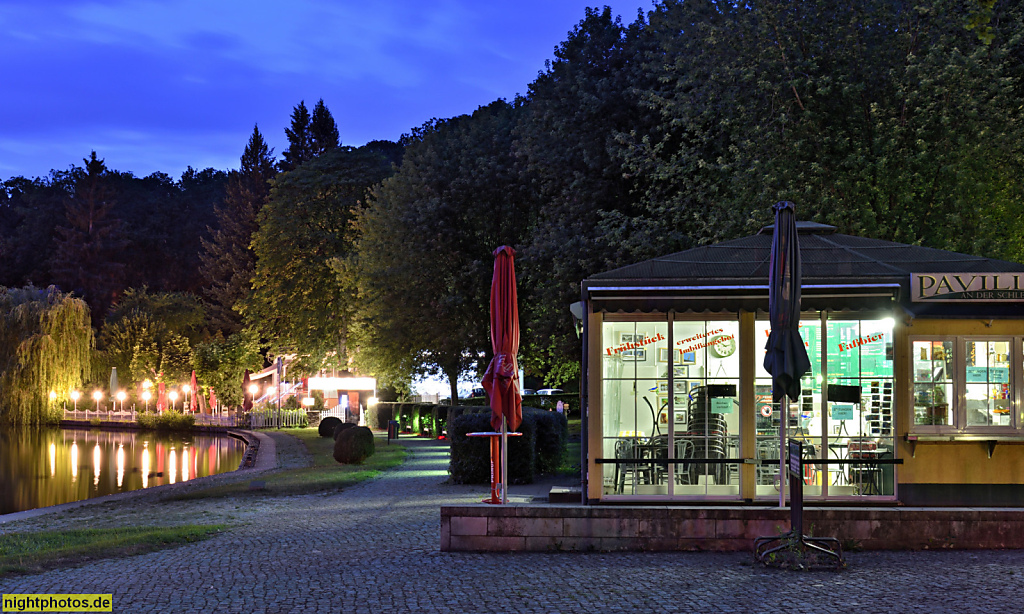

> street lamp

[
  {"left": 116, "top": 390, "right": 126, "bottom": 412},
  {"left": 71, "top": 390, "right": 81, "bottom": 412},
  {"left": 142, "top": 390, "right": 151, "bottom": 411},
  {"left": 92, "top": 390, "right": 102, "bottom": 411},
  {"left": 182, "top": 384, "right": 191, "bottom": 412},
  {"left": 169, "top": 390, "right": 179, "bottom": 411}
]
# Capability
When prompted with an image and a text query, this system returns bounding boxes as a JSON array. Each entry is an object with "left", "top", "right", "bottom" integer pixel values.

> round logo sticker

[{"left": 760, "top": 405, "right": 773, "bottom": 418}]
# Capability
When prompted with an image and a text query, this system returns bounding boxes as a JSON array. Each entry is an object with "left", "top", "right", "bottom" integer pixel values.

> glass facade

[{"left": 599, "top": 313, "right": 895, "bottom": 500}]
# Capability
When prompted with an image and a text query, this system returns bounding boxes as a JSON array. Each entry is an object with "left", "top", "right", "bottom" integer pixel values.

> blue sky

[{"left": 0, "top": 1, "right": 647, "bottom": 180}]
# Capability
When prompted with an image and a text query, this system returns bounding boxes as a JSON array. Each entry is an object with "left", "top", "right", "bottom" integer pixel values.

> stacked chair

[{"left": 684, "top": 386, "right": 730, "bottom": 485}]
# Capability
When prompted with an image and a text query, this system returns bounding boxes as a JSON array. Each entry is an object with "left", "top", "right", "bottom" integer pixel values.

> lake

[{"left": 0, "top": 426, "right": 247, "bottom": 515}]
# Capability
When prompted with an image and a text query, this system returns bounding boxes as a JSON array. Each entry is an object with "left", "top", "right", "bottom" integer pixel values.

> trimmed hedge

[
  {"left": 318, "top": 416, "right": 342, "bottom": 438},
  {"left": 448, "top": 409, "right": 536, "bottom": 484},
  {"left": 333, "top": 426, "right": 375, "bottom": 464},
  {"left": 333, "top": 422, "right": 357, "bottom": 439},
  {"left": 369, "top": 402, "right": 449, "bottom": 437},
  {"left": 136, "top": 411, "right": 196, "bottom": 431}
]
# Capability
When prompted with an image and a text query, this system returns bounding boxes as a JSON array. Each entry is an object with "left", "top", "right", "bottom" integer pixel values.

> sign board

[
  {"left": 711, "top": 397, "right": 733, "bottom": 414},
  {"left": 831, "top": 404, "right": 854, "bottom": 421},
  {"left": 788, "top": 439, "right": 803, "bottom": 476},
  {"left": 966, "top": 366, "right": 988, "bottom": 383},
  {"left": 911, "top": 273, "right": 1024, "bottom": 302}
]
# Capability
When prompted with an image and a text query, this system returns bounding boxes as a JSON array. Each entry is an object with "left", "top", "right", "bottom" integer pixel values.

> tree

[
  {"left": 199, "top": 126, "right": 276, "bottom": 334},
  {"left": 349, "top": 101, "right": 532, "bottom": 401},
  {"left": 0, "top": 285, "right": 93, "bottom": 424},
  {"left": 623, "top": 0, "right": 1024, "bottom": 259},
  {"left": 514, "top": 7, "right": 652, "bottom": 387},
  {"left": 99, "top": 288, "right": 206, "bottom": 386},
  {"left": 282, "top": 101, "right": 313, "bottom": 170},
  {"left": 310, "top": 98, "right": 341, "bottom": 156},
  {"left": 241, "top": 145, "right": 393, "bottom": 374},
  {"left": 191, "top": 329, "right": 262, "bottom": 408},
  {"left": 281, "top": 98, "right": 340, "bottom": 171},
  {"left": 50, "top": 152, "right": 127, "bottom": 322}
]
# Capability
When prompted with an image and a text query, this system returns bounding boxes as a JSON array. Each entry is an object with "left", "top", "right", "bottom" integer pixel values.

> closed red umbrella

[
  {"left": 481, "top": 246, "right": 522, "bottom": 433},
  {"left": 209, "top": 387, "right": 217, "bottom": 413},
  {"left": 242, "top": 370, "right": 253, "bottom": 411},
  {"left": 190, "top": 370, "right": 199, "bottom": 413}
]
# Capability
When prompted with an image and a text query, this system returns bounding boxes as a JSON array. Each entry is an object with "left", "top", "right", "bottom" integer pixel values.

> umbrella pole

[
  {"left": 779, "top": 397, "right": 788, "bottom": 508},
  {"left": 501, "top": 415, "right": 508, "bottom": 505}
]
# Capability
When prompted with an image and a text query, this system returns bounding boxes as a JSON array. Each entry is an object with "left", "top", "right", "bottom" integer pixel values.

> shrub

[
  {"left": 333, "top": 426, "right": 375, "bottom": 464},
  {"left": 89, "top": 417, "right": 101, "bottom": 427},
  {"left": 333, "top": 422, "right": 357, "bottom": 440},
  {"left": 528, "top": 409, "right": 569, "bottom": 474},
  {"left": 448, "top": 411, "right": 536, "bottom": 484},
  {"left": 319, "top": 416, "right": 342, "bottom": 438},
  {"left": 283, "top": 396, "right": 300, "bottom": 410},
  {"left": 137, "top": 411, "right": 195, "bottom": 431}
]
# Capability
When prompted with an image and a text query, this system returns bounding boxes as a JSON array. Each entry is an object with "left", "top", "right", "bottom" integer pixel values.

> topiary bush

[
  {"left": 333, "top": 426, "right": 375, "bottom": 464},
  {"left": 319, "top": 416, "right": 342, "bottom": 438},
  {"left": 333, "top": 421, "right": 357, "bottom": 439}
]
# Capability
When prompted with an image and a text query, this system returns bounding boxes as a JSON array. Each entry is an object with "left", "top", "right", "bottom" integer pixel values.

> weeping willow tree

[{"left": 0, "top": 285, "right": 94, "bottom": 424}]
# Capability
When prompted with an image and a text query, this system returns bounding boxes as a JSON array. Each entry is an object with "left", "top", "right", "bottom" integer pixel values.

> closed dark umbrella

[
  {"left": 763, "top": 201, "right": 811, "bottom": 507},
  {"left": 481, "top": 246, "right": 522, "bottom": 504}
]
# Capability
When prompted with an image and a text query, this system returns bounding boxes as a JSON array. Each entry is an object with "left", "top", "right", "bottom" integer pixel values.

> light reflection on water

[{"left": 0, "top": 427, "right": 246, "bottom": 515}]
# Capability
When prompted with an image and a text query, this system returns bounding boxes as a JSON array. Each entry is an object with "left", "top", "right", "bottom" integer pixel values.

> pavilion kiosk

[{"left": 581, "top": 222, "right": 1024, "bottom": 505}]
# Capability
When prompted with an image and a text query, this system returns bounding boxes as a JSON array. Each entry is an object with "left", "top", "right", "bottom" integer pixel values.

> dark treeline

[{"left": 3, "top": 0, "right": 1023, "bottom": 420}]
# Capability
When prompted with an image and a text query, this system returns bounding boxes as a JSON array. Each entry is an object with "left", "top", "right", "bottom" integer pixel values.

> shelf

[{"left": 905, "top": 433, "right": 1024, "bottom": 458}]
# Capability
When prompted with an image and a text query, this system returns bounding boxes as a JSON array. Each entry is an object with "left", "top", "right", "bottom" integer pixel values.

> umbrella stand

[{"left": 467, "top": 429, "right": 522, "bottom": 504}]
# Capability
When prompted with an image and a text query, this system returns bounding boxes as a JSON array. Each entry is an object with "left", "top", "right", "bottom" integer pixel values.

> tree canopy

[{"left": 0, "top": 286, "right": 93, "bottom": 423}]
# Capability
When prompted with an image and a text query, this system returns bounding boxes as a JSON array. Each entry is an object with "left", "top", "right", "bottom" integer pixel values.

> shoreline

[{"left": 0, "top": 429, "right": 277, "bottom": 526}]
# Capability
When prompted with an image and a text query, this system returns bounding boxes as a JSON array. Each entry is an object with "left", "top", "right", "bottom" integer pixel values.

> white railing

[
  {"left": 248, "top": 408, "right": 308, "bottom": 429},
  {"left": 63, "top": 409, "right": 138, "bottom": 423},
  {"left": 318, "top": 406, "right": 347, "bottom": 421}
]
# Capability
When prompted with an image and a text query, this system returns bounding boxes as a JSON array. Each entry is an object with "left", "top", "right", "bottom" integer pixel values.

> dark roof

[{"left": 584, "top": 226, "right": 1024, "bottom": 317}]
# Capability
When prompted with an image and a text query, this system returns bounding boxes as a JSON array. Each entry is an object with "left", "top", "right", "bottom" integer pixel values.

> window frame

[{"left": 909, "top": 334, "right": 1021, "bottom": 434}]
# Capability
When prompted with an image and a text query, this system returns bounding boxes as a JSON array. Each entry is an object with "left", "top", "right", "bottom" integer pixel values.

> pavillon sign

[{"left": 911, "top": 273, "right": 1024, "bottom": 302}]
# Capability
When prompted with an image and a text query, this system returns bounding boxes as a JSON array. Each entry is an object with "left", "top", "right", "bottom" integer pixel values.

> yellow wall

[
  {"left": 898, "top": 317, "right": 1024, "bottom": 485},
  {"left": 586, "top": 309, "right": 604, "bottom": 501}
]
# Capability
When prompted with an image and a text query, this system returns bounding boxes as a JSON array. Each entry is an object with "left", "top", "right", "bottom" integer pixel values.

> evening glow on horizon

[{"left": 0, "top": 0, "right": 645, "bottom": 180}]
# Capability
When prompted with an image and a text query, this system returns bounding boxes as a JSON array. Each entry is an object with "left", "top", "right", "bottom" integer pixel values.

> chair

[
  {"left": 648, "top": 435, "right": 670, "bottom": 484},
  {"left": 848, "top": 438, "right": 881, "bottom": 495},
  {"left": 674, "top": 439, "right": 694, "bottom": 485},
  {"left": 756, "top": 439, "right": 779, "bottom": 486},
  {"left": 614, "top": 439, "right": 652, "bottom": 494},
  {"left": 687, "top": 387, "right": 730, "bottom": 485}
]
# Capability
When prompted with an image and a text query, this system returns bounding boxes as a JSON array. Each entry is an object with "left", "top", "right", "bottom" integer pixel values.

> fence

[
  {"left": 248, "top": 407, "right": 308, "bottom": 429},
  {"left": 63, "top": 409, "right": 138, "bottom": 423}
]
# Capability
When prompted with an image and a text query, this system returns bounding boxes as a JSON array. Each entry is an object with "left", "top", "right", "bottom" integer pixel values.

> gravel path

[{"left": 2, "top": 435, "right": 1023, "bottom": 613}]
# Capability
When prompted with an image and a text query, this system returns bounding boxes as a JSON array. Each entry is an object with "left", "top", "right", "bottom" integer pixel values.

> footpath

[{"left": 1, "top": 435, "right": 1022, "bottom": 613}]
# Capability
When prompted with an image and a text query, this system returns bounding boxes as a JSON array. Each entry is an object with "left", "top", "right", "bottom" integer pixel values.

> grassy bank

[
  {"left": 0, "top": 525, "right": 224, "bottom": 577},
  {"left": 168, "top": 429, "right": 406, "bottom": 501}
]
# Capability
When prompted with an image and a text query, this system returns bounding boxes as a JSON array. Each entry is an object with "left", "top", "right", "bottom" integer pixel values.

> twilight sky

[{"left": 0, "top": 1, "right": 646, "bottom": 181}]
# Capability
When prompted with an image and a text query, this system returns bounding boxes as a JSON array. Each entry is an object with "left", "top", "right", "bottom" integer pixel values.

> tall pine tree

[
  {"left": 310, "top": 98, "right": 340, "bottom": 156},
  {"left": 282, "top": 101, "right": 312, "bottom": 171},
  {"left": 50, "top": 151, "right": 126, "bottom": 322},
  {"left": 199, "top": 126, "right": 276, "bottom": 334}
]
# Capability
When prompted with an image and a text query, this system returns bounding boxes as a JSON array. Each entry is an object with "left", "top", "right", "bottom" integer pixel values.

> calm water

[{"left": 0, "top": 427, "right": 246, "bottom": 515}]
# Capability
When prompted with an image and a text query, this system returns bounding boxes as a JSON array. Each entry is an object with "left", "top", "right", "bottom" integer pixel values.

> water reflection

[{"left": 0, "top": 427, "right": 246, "bottom": 515}]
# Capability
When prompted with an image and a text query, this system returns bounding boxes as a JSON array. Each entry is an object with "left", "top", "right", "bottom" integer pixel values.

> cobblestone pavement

[{"left": 2, "top": 436, "right": 1023, "bottom": 613}]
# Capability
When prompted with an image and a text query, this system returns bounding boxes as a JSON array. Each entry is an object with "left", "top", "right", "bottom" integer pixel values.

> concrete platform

[{"left": 441, "top": 503, "right": 1024, "bottom": 552}]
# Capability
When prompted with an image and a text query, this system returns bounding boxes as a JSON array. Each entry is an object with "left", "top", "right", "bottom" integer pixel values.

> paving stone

[{"left": 1, "top": 434, "right": 1023, "bottom": 613}]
